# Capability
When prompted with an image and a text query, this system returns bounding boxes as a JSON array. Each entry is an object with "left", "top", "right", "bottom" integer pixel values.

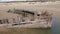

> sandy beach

[
  {"left": 0, "top": 2, "right": 60, "bottom": 19},
  {"left": 0, "top": 2, "right": 60, "bottom": 34}
]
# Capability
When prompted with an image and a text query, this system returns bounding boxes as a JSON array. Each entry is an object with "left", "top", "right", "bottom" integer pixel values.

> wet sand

[{"left": 0, "top": 27, "right": 51, "bottom": 34}]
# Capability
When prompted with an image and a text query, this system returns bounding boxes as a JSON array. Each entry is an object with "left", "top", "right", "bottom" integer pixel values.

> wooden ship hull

[{"left": 0, "top": 9, "right": 52, "bottom": 29}]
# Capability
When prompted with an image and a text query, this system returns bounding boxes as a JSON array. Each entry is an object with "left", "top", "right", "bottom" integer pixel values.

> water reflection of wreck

[{"left": 5, "top": 9, "right": 53, "bottom": 28}]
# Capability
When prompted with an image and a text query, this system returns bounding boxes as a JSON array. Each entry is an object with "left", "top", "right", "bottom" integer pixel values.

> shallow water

[
  {"left": 0, "top": 17, "right": 60, "bottom": 34},
  {"left": 51, "top": 17, "right": 60, "bottom": 34}
]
